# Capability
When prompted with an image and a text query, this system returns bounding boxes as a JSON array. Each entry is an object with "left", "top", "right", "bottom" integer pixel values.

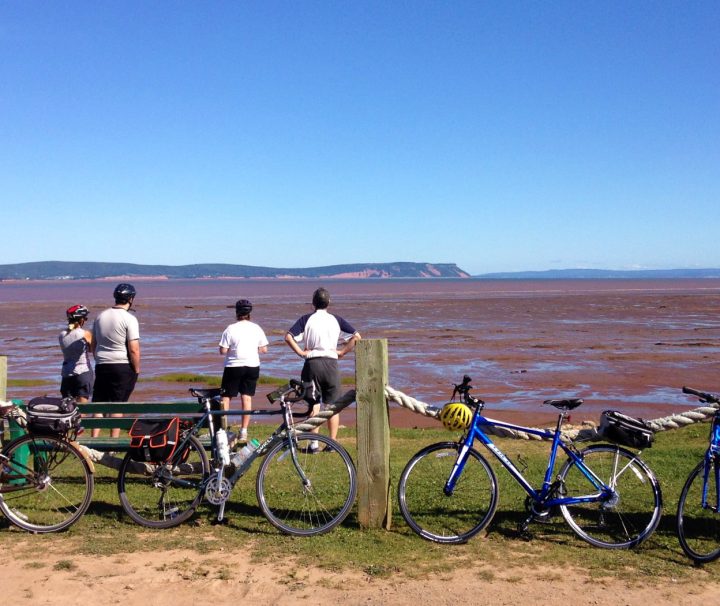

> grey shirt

[{"left": 92, "top": 307, "right": 140, "bottom": 365}]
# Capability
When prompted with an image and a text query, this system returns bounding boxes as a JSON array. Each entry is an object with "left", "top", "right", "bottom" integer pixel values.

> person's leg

[
  {"left": 239, "top": 394, "right": 251, "bottom": 440},
  {"left": 327, "top": 412, "right": 339, "bottom": 441},
  {"left": 220, "top": 395, "right": 232, "bottom": 431}
]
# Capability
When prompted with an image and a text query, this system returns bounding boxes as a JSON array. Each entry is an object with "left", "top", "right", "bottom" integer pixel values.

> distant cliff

[{"left": 0, "top": 261, "right": 471, "bottom": 280}]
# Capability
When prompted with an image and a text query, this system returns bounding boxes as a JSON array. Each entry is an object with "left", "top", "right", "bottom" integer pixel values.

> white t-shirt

[{"left": 219, "top": 320, "right": 268, "bottom": 367}]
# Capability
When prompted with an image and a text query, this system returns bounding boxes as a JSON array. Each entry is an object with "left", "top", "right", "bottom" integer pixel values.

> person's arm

[
  {"left": 219, "top": 346, "right": 229, "bottom": 355},
  {"left": 258, "top": 345, "right": 268, "bottom": 354},
  {"left": 284, "top": 332, "right": 307, "bottom": 358},
  {"left": 84, "top": 329, "right": 93, "bottom": 348},
  {"left": 128, "top": 339, "right": 140, "bottom": 374},
  {"left": 338, "top": 332, "right": 361, "bottom": 358}
]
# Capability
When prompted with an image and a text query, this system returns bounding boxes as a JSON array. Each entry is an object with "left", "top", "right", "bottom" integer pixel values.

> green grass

[
  {"left": 7, "top": 378, "right": 52, "bottom": 387},
  {"left": 0, "top": 423, "right": 716, "bottom": 583}
]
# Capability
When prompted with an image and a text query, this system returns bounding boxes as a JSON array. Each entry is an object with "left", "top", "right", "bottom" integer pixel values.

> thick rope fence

[{"left": 383, "top": 385, "right": 720, "bottom": 442}]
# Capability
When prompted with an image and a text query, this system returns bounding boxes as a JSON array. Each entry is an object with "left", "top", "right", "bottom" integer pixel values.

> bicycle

[
  {"left": 117, "top": 379, "right": 357, "bottom": 535},
  {"left": 398, "top": 375, "right": 663, "bottom": 548},
  {"left": 0, "top": 403, "right": 94, "bottom": 533},
  {"left": 676, "top": 386, "right": 720, "bottom": 563}
]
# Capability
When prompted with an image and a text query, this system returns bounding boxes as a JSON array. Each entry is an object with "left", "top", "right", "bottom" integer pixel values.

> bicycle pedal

[{"left": 211, "top": 517, "right": 229, "bottom": 526}]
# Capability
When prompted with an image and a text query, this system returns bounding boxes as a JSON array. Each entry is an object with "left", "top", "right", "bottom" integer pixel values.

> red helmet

[{"left": 66, "top": 305, "right": 89, "bottom": 321}]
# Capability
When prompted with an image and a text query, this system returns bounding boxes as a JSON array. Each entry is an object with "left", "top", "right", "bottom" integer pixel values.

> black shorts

[
  {"left": 92, "top": 363, "right": 138, "bottom": 402},
  {"left": 301, "top": 357, "right": 340, "bottom": 404},
  {"left": 221, "top": 366, "right": 260, "bottom": 398},
  {"left": 60, "top": 370, "right": 94, "bottom": 399}
]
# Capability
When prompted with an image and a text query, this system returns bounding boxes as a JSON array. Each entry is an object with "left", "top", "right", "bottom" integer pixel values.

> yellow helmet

[{"left": 439, "top": 402, "right": 472, "bottom": 431}]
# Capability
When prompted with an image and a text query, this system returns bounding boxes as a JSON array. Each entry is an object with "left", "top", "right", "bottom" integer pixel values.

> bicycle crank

[{"left": 205, "top": 476, "right": 232, "bottom": 505}]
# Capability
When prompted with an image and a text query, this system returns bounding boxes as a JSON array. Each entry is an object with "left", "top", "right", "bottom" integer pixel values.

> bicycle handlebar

[
  {"left": 452, "top": 375, "right": 483, "bottom": 407},
  {"left": 682, "top": 386, "right": 720, "bottom": 405}
]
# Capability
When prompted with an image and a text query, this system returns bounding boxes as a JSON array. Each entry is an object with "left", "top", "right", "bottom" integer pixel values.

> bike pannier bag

[
  {"left": 599, "top": 410, "right": 654, "bottom": 449},
  {"left": 25, "top": 396, "right": 81, "bottom": 435},
  {"left": 128, "top": 417, "right": 180, "bottom": 462}
]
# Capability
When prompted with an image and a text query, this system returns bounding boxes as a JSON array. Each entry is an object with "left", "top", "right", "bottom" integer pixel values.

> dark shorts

[
  {"left": 92, "top": 363, "right": 138, "bottom": 402},
  {"left": 301, "top": 357, "right": 340, "bottom": 405},
  {"left": 60, "top": 370, "right": 94, "bottom": 399},
  {"left": 221, "top": 366, "right": 260, "bottom": 398}
]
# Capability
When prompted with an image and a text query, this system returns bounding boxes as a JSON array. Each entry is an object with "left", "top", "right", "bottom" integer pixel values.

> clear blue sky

[{"left": 1, "top": 2, "right": 718, "bottom": 275}]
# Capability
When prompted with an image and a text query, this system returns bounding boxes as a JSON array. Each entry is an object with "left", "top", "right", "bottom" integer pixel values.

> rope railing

[{"left": 383, "top": 384, "right": 720, "bottom": 442}]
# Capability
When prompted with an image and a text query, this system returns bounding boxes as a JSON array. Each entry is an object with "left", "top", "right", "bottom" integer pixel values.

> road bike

[
  {"left": 117, "top": 380, "right": 357, "bottom": 535},
  {"left": 398, "top": 375, "right": 662, "bottom": 548},
  {"left": 676, "top": 386, "right": 720, "bottom": 563},
  {"left": 0, "top": 403, "right": 94, "bottom": 533}
]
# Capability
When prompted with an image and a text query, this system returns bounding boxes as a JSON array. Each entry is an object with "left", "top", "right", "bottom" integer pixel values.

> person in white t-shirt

[
  {"left": 284, "top": 288, "right": 361, "bottom": 452},
  {"left": 219, "top": 299, "right": 268, "bottom": 442}
]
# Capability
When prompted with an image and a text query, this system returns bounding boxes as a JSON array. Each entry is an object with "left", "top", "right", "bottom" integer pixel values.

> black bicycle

[
  {"left": 0, "top": 404, "right": 94, "bottom": 533},
  {"left": 676, "top": 386, "right": 720, "bottom": 563},
  {"left": 117, "top": 380, "right": 357, "bottom": 535}
]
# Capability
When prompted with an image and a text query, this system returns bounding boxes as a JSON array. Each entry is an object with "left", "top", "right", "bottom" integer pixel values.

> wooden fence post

[
  {"left": 0, "top": 355, "right": 6, "bottom": 401},
  {"left": 355, "top": 338, "right": 391, "bottom": 529}
]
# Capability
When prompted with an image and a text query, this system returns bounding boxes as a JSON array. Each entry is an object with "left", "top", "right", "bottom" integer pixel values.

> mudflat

[{"left": 1, "top": 278, "right": 719, "bottom": 427}]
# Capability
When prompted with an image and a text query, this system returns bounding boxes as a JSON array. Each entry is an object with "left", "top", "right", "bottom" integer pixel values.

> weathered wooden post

[
  {"left": 0, "top": 355, "right": 6, "bottom": 401},
  {"left": 355, "top": 338, "right": 391, "bottom": 529}
]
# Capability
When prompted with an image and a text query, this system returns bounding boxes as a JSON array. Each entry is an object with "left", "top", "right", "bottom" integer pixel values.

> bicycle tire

[
  {"left": 117, "top": 433, "right": 209, "bottom": 528},
  {"left": 558, "top": 444, "right": 662, "bottom": 549},
  {"left": 677, "top": 458, "right": 720, "bottom": 563},
  {"left": 398, "top": 441, "right": 498, "bottom": 544},
  {"left": 0, "top": 434, "right": 94, "bottom": 533},
  {"left": 256, "top": 433, "right": 357, "bottom": 536}
]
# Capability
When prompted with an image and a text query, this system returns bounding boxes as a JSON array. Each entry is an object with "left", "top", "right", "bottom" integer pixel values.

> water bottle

[
  {"left": 216, "top": 428, "right": 230, "bottom": 466},
  {"left": 231, "top": 438, "right": 260, "bottom": 469}
]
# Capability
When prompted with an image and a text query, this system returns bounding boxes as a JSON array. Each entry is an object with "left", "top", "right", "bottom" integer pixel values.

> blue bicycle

[
  {"left": 398, "top": 376, "right": 663, "bottom": 548},
  {"left": 676, "top": 386, "right": 720, "bottom": 563}
]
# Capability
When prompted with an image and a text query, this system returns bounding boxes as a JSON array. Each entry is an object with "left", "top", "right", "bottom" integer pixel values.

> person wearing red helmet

[{"left": 58, "top": 304, "right": 94, "bottom": 403}]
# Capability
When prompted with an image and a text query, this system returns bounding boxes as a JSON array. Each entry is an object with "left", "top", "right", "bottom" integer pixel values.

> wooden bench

[
  {"left": 3, "top": 401, "right": 216, "bottom": 453},
  {"left": 76, "top": 401, "right": 213, "bottom": 452}
]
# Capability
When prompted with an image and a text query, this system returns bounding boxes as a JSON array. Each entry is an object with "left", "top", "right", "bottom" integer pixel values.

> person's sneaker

[
  {"left": 300, "top": 442, "right": 320, "bottom": 455},
  {"left": 239, "top": 429, "right": 248, "bottom": 443},
  {"left": 321, "top": 444, "right": 335, "bottom": 453}
]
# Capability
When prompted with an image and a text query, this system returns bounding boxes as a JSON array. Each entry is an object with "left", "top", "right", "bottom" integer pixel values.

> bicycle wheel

[
  {"left": 558, "top": 444, "right": 662, "bottom": 549},
  {"left": 0, "top": 434, "right": 94, "bottom": 533},
  {"left": 677, "top": 458, "right": 720, "bottom": 563},
  {"left": 118, "top": 434, "right": 209, "bottom": 528},
  {"left": 398, "top": 441, "right": 498, "bottom": 544},
  {"left": 256, "top": 433, "right": 357, "bottom": 536}
]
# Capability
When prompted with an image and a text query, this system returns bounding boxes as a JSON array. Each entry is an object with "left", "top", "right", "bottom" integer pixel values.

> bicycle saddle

[
  {"left": 544, "top": 398, "right": 583, "bottom": 411},
  {"left": 189, "top": 388, "right": 222, "bottom": 400}
]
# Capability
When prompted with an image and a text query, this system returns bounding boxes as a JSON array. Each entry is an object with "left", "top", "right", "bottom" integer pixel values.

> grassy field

[{"left": 0, "top": 421, "right": 715, "bottom": 581}]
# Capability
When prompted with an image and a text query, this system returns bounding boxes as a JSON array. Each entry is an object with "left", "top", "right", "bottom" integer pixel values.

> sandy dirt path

[{"left": 5, "top": 542, "right": 719, "bottom": 606}]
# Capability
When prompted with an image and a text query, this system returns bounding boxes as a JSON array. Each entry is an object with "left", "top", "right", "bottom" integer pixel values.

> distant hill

[
  {"left": 475, "top": 268, "right": 720, "bottom": 279},
  {"left": 0, "top": 261, "right": 470, "bottom": 280}
]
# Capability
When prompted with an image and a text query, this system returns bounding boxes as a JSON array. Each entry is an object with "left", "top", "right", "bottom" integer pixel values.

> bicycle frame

[
  {"left": 446, "top": 408, "right": 616, "bottom": 509},
  {"left": 166, "top": 389, "right": 312, "bottom": 498},
  {"left": 699, "top": 413, "right": 720, "bottom": 513}
]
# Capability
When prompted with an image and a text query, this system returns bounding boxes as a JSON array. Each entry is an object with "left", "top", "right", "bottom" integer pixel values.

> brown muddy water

[{"left": 1, "top": 278, "right": 719, "bottom": 427}]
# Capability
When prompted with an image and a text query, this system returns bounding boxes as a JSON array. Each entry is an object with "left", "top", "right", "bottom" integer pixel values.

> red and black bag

[{"left": 128, "top": 417, "right": 180, "bottom": 462}]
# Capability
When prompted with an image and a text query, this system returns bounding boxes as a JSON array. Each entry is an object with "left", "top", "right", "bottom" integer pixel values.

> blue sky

[{"left": 1, "top": 2, "right": 718, "bottom": 275}]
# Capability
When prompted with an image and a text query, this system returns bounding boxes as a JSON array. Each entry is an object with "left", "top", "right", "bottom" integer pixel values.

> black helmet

[
  {"left": 235, "top": 299, "right": 253, "bottom": 316},
  {"left": 113, "top": 283, "right": 136, "bottom": 304},
  {"left": 312, "top": 287, "right": 330, "bottom": 309},
  {"left": 66, "top": 304, "right": 89, "bottom": 321}
]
